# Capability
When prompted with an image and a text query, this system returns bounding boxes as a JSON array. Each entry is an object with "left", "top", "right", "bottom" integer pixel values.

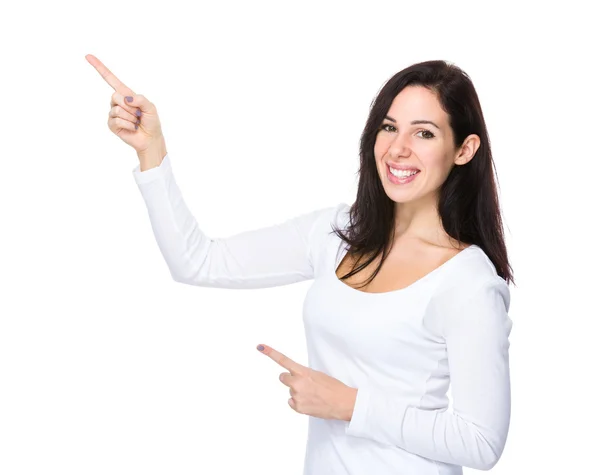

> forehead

[{"left": 387, "top": 86, "right": 448, "bottom": 125}]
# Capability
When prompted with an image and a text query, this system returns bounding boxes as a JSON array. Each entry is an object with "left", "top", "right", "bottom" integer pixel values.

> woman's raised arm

[
  {"left": 133, "top": 154, "right": 337, "bottom": 288},
  {"left": 87, "top": 53, "right": 338, "bottom": 289}
]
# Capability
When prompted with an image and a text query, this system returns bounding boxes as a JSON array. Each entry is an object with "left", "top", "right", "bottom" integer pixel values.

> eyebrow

[{"left": 384, "top": 115, "right": 441, "bottom": 130}]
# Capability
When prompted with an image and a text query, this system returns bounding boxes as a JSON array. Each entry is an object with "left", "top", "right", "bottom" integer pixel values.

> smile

[{"left": 387, "top": 164, "right": 420, "bottom": 184}]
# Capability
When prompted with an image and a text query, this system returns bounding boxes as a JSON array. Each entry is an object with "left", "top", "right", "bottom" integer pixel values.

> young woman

[{"left": 88, "top": 55, "right": 514, "bottom": 475}]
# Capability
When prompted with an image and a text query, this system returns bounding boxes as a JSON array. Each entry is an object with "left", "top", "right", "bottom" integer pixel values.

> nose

[{"left": 387, "top": 133, "right": 411, "bottom": 158}]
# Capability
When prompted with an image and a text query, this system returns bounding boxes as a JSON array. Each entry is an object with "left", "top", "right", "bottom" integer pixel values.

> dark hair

[{"left": 331, "top": 59, "right": 514, "bottom": 286}]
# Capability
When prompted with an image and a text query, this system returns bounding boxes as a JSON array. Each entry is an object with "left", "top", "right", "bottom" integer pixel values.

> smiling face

[{"left": 375, "top": 85, "right": 478, "bottom": 207}]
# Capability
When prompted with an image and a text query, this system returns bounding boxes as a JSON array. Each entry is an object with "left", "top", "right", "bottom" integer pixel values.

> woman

[{"left": 87, "top": 55, "right": 514, "bottom": 475}]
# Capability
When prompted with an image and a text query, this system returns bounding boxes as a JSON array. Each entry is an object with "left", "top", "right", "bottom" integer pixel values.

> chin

[
  {"left": 386, "top": 193, "right": 418, "bottom": 205},
  {"left": 380, "top": 166, "right": 431, "bottom": 204}
]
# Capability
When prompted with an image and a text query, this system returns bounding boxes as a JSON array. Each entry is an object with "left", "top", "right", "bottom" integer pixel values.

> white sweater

[{"left": 132, "top": 154, "right": 513, "bottom": 475}]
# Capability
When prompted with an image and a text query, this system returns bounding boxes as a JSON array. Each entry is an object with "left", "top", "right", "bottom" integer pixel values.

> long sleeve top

[{"left": 132, "top": 154, "right": 513, "bottom": 475}]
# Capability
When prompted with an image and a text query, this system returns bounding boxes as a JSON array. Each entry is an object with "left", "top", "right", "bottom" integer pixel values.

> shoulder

[
  {"left": 424, "top": 245, "right": 512, "bottom": 335},
  {"left": 310, "top": 202, "right": 351, "bottom": 238},
  {"left": 331, "top": 202, "right": 351, "bottom": 227},
  {"left": 447, "top": 245, "right": 504, "bottom": 283},
  {"left": 301, "top": 202, "right": 350, "bottom": 254},
  {"left": 438, "top": 245, "right": 510, "bottom": 301}
]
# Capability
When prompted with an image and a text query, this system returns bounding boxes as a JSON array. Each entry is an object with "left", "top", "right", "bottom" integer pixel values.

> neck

[{"left": 392, "top": 192, "right": 454, "bottom": 248}]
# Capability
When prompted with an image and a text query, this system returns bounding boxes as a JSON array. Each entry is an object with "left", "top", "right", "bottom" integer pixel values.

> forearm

[{"left": 345, "top": 386, "right": 509, "bottom": 470}]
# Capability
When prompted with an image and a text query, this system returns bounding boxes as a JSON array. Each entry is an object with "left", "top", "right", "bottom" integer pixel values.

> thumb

[{"left": 125, "top": 93, "right": 154, "bottom": 113}]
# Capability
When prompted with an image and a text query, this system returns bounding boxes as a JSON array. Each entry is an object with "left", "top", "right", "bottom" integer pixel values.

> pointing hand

[
  {"left": 85, "top": 54, "right": 164, "bottom": 155},
  {"left": 257, "top": 344, "right": 357, "bottom": 421}
]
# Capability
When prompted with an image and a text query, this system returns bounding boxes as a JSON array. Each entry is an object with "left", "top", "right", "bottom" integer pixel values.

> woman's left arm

[{"left": 344, "top": 277, "right": 513, "bottom": 471}]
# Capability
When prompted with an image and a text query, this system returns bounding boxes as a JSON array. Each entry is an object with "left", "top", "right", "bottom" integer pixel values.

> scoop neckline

[{"left": 331, "top": 243, "right": 477, "bottom": 296}]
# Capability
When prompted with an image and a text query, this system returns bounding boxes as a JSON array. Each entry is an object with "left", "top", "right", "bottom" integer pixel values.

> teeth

[{"left": 389, "top": 165, "right": 418, "bottom": 178}]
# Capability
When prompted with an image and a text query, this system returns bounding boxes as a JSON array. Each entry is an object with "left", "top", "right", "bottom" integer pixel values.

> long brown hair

[{"left": 331, "top": 59, "right": 514, "bottom": 287}]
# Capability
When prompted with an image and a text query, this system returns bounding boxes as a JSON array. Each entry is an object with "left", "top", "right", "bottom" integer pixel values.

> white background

[{"left": 1, "top": 1, "right": 598, "bottom": 473}]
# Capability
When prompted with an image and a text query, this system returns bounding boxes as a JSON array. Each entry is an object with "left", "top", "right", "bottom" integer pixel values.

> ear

[{"left": 454, "top": 134, "right": 480, "bottom": 166}]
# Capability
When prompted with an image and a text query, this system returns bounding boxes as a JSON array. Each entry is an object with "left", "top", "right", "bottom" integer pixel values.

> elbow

[
  {"left": 170, "top": 268, "right": 193, "bottom": 285},
  {"left": 465, "top": 431, "right": 507, "bottom": 471},
  {"left": 168, "top": 257, "right": 203, "bottom": 285},
  {"left": 170, "top": 267, "right": 219, "bottom": 287},
  {"left": 473, "top": 453, "right": 500, "bottom": 471},
  {"left": 476, "top": 458, "right": 500, "bottom": 472},
  {"left": 464, "top": 448, "right": 500, "bottom": 471}
]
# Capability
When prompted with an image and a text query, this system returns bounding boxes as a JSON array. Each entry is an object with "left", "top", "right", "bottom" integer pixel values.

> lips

[
  {"left": 386, "top": 161, "right": 420, "bottom": 172},
  {"left": 386, "top": 164, "right": 420, "bottom": 184}
]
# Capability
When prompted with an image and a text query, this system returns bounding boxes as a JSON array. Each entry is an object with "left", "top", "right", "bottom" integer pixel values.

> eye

[
  {"left": 379, "top": 124, "right": 435, "bottom": 139},
  {"left": 416, "top": 129, "right": 435, "bottom": 139}
]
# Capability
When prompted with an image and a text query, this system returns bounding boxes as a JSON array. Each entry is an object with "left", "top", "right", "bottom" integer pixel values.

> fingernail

[
  {"left": 136, "top": 109, "right": 141, "bottom": 117},
  {"left": 126, "top": 96, "right": 133, "bottom": 102},
  {"left": 257, "top": 344, "right": 264, "bottom": 352}
]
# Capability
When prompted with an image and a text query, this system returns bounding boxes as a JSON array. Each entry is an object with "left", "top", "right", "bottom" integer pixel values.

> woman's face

[{"left": 374, "top": 85, "right": 474, "bottom": 206}]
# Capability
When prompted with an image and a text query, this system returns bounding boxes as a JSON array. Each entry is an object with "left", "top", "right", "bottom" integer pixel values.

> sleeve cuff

[
  {"left": 345, "top": 386, "right": 372, "bottom": 438},
  {"left": 344, "top": 385, "right": 410, "bottom": 448},
  {"left": 132, "top": 153, "right": 172, "bottom": 185}
]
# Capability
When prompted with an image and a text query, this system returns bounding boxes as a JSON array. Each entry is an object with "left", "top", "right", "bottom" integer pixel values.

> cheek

[
  {"left": 374, "top": 138, "right": 396, "bottom": 167},
  {"left": 418, "top": 147, "right": 450, "bottom": 171},
  {"left": 373, "top": 138, "right": 386, "bottom": 159}
]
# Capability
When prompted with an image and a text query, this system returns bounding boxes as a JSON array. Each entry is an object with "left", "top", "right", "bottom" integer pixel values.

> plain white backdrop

[{"left": 1, "top": 0, "right": 598, "bottom": 473}]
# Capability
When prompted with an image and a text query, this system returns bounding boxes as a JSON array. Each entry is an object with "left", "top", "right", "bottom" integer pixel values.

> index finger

[
  {"left": 258, "top": 344, "right": 305, "bottom": 375},
  {"left": 85, "top": 54, "right": 135, "bottom": 96}
]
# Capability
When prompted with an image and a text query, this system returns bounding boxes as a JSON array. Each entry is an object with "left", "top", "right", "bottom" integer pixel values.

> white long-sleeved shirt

[{"left": 132, "top": 154, "right": 513, "bottom": 475}]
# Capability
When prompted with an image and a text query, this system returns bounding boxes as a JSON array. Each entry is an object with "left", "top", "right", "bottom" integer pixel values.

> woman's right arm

[
  {"left": 133, "top": 152, "right": 337, "bottom": 289},
  {"left": 86, "top": 54, "right": 336, "bottom": 288}
]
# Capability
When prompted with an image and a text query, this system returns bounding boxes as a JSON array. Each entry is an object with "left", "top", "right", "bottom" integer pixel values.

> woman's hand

[
  {"left": 86, "top": 54, "right": 165, "bottom": 159},
  {"left": 257, "top": 343, "right": 358, "bottom": 421}
]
